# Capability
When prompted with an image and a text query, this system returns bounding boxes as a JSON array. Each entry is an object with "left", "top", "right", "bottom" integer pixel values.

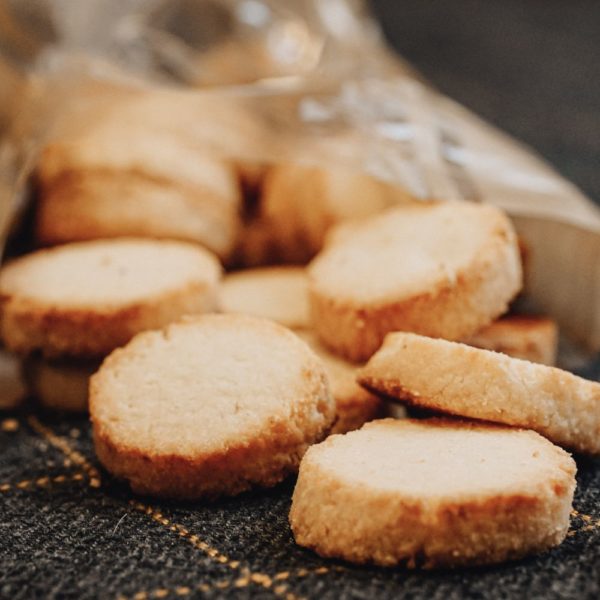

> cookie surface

[
  {"left": 290, "top": 419, "right": 576, "bottom": 568},
  {"left": 359, "top": 332, "right": 600, "bottom": 454},
  {"left": 0, "top": 239, "right": 221, "bottom": 358},
  {"left": 309, "top": 202, "right": 522, "bottom": 361},
  {"left": 90, "top": 314, "right": 335, "bottom": 499},
  {"left": 219, "top": 267, "right": 309, "bottom": 329},
  {"left": 296, "top": 332, "right": 387, "bottom": 434},
  {"left": 467, "top": 315, "right": 558, "bottom": 365}
]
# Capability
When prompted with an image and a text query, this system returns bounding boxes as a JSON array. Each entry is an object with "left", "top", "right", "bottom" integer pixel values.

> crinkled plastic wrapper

[{"left": 1, "top": 0, "right": 600, "bottom": 366}]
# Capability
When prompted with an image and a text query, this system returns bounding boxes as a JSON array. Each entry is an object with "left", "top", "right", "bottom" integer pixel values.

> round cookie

[
  {"left": 290, "top": 419, "right": 576, "bottom": 568},
  {"left": 296, "top": 332, "right": 388, "bottom": 435},
  {"left": 35, "top": 89, "right": 258, "bottom": 259},
  {"left": 309, "top": 202, "right": 522, "bottom": 361},
  {"left": 0, "top": 239, "right": 221, "bottom": 358},
  {"left": 219, "top": 267, "right": 309, "bottom": 329},
  {"left": 261, "top": 164, "right": 410, "bottom": 263},
  {"left": 23, "top": 358, "right": 99, "bottom": 412},
  {"left": 358, "top": 332, "right": 600, "bottom": 454},
  {"left": 90, "top": 314, "right": 335, "bottom": 499},
  {"left": 466, "top": 315, "right": 558, "bottom": 366}
]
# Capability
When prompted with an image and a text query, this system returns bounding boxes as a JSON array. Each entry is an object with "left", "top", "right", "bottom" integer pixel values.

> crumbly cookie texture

[
  {"left": 219, "top": 266, "right": 310, "bottom": 329},
  {"left": 290, "top": 418, "right": 576, "bottom": 568},
  {"left": 309, "top": 202, "right": 522, "bottom": 361},
  {"left": 90, "top": 314, "right": 335, "bottom": 500},
  {"left": 296, "top": 331, "right": 388, "bottom": 434},
  {"left": 358, "top": 332, "right": 600, "bottom": 454},
  {"left": 0, "top": 238, "right": 221, "bottom": 359},
  {"left": 22, "top": 357, "right": 100, "bottom": 412},
  {"left": 466, "top": 315, "right": 558, "bottom": 365}
]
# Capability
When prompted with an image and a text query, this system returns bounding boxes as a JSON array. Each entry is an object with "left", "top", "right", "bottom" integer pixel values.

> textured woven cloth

[{"left": 1, "top": 396, "right": 599, "bottom": 600}]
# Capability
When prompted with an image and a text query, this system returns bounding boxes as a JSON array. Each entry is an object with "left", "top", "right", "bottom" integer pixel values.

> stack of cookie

[{"left": 1, "top": 90, "right": 597, "bottom": 571}]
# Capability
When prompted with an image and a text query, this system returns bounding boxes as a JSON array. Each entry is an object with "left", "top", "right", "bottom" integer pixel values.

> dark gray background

[{"left": 371, "top": 0, "right": 600, "bottom": 204}]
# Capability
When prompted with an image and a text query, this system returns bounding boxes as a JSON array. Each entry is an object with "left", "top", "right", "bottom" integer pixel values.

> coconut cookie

[
  {"left": 261, "top": 164, "right": 411, "bottom": 263},
  {"left": 90, "top": 315, "right": 335, "bottom": 499},
  {"left": 219, "top": 267, "right": 309, "bottom": 329},
  {"left": 296, "top": 332, "right": 389, "bottom": 434},
  {"left": 309, "top": 202, "right": 522, "bottom": 361},
  {"left": 0, "top": 239, "right": 221, "bottom": 359},
  {"left": 467, "top": 315, "right": 558, "bottom": 365},
  {"left": 359, "top": 333, "right": 600, "bottom": 454},
  {"left": 290, "top": 419, "right": 576, "bottom": 568},
  {"left": 34, "top": 90, "right": 255, "bottom": 260},
  {"left": 22, "top": 358, "right": 100, "bottom": 412}
]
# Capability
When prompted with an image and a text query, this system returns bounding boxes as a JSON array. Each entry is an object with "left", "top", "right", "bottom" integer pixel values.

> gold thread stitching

[
  {"left": 27, "top": 416, "right": 102, "bottom": 488},
  {"left": 0, "top": 471, "right": 88, "bottom": 493}
]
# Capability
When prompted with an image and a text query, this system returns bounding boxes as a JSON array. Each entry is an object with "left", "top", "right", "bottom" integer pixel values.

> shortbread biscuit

[
  {"left": 309, "top": 203, "right": 522, "bottom": 361},
  {"left": 262, "top": 164, "right": 412, "bottom": 262},
  {"left": 35, "top": 89, "right": 256, "bottom": 259},
  {"left": 0, "top": 239, "right": 221, "bottom": 358},
  {"left": 467, "top": 315, "right": 558, "bottom": 365},
  {"left": 90, "top": 315, "right": 335, "bottom": 499},
  {"left": 290, "top": 419, "right": 576, "bottom": 568},
  {"left": 297, "top": 332, "right": 387, "bottom": 434},
  {"left": 359, "top": 333, "right": 600, "bottom": 454},
  {"left": 23, "top": 358, "right": 99, "bottom": 412},
  {"left": 219, "top": 267, "right": 309, "bottom": 329}
]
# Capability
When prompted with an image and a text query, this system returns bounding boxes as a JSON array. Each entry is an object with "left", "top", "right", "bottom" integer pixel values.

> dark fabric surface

[
  {"left": 2, "top": 3, "right": 600, "bottom": 599},
  {"left": 0, "top": 401, "right": 599, "bottom": 600}
]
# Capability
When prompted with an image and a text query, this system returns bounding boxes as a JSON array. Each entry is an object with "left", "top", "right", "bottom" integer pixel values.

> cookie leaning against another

[
  {"left": 358, "top": 332, "right": 600, "bottom": 454},
  {"left": 90, "top": 315, "right": 335, "bottom": 499},
  {"left": 290, "top": 418, "right": 576, "bottom": 568},
  {"left": 309, "top": 202, "right": 522, "bottom": 362}
]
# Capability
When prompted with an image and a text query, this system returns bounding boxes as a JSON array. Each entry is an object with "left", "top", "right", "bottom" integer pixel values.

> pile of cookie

[{"left": 0, "top": 89, "right": 597, "bottom": 570}]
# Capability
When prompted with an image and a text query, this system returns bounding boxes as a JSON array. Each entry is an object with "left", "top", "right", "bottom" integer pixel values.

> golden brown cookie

[
  {"left": 90, "top": 315, "right": 335, "bottom": 499},
  {"left": 0, "top": 239, "right": 221, "bottom": 358},
  {"left": 309, "top": 202, "right": 522, "bottom": 361},
  {"left": 467, "top": 315, "right": 558, "bottom": 365},
  {"left": 290, "top": 418, "right": 576, "bottom": 568},
  {"left": 359, "top": 332, "right": 600, "bottom": 454},
  {"left": 219, "top": 267, "right": 309, "bottom": 329}
]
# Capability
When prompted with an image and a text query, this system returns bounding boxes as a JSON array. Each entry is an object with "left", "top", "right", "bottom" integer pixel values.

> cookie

[
  {"left": 261, "top": 163, "right": 411, "bottom": 262},
  {"left": 90, "top": 315, "right": 335, "bottom": 499},
  {"left": 290, "top": 418, "right": 576, "bottom": 568},
  {"left": 219, "top": 267, "right": 309, "bottom": 329},
  {"left": 309, "top": 202, "right": 522, "bottom": 361},
  {"left": 0, "top": 238, "right": 221, "bottom": 358},
  {"left": 296, "top": 332, "right": 388, "bottom": 434},
  {"left": 22, "top": 358, "right": 99, "bottom": 412},
  {"left": 467, "top": 315, "right": 558, "bottom": 365},
  {"left": 35, "top": 89, "right": 255, "bottom": 259},
  {"left": 359, "top": 332, "right": 600, "bottom": 454}
]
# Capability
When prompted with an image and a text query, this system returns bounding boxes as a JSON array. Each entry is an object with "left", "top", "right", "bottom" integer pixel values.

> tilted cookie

[
  {"left": 261, "top": 163, "right": 411, "bottom": 263},
  {"left": 359, "top": 332, "right": 600, "bottom": 454},
  {"left": 0, "top": 238, "right": 221, "bottom": 358},
  {"left": 296, "top": 332, "right": 389, "bottom": 434},
  {"left": 309, "top": 202, "right": 522, "bottom": 361},
  {"left": 466, "top": 315, "right": 558, "bottom": 365},
  {"left": 90, "top": 315, "right": 335, "bottom": 499},
  {"left": 22, "top": 358, "right": 99, "bottom": 412},
  {"left": 290, "top": 418, "right": 576, "bottom": 568},
  {"left": 219, "top": 267, "right": 310, "bottom": 329}
]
